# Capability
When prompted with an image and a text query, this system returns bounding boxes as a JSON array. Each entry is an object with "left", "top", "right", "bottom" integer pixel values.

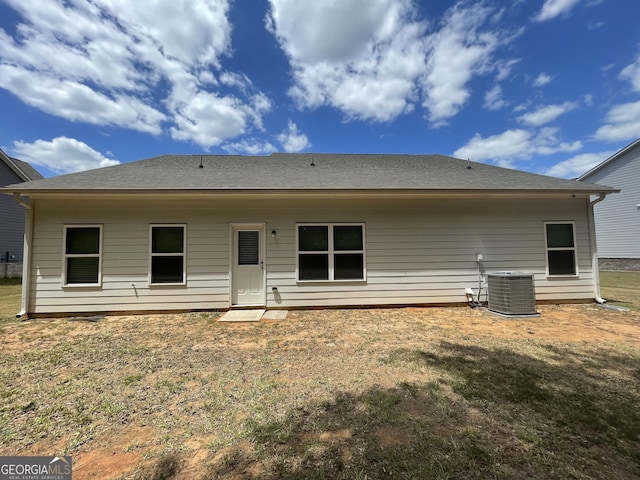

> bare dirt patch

[{"left": 1, "top": 304, "right": 639, "bottom": 479}]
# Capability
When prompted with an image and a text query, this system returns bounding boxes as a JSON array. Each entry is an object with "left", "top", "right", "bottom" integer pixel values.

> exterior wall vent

[{"left": 487, "top": 272, "right": 538, "bottom": 316}]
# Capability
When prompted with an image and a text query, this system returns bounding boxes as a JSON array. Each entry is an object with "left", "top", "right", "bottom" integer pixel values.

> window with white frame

[
  {"left": 150, "top": 225, "right": 186, "bottom": 285},
  {"left": 545, "top": 222, "right": 577, "bottom": 276},
  {"left": 297, "top": 224, "right": 365, "bottom": 281},
  {"left": 64, "top": 225, "right": 102, "bottom": 286}
]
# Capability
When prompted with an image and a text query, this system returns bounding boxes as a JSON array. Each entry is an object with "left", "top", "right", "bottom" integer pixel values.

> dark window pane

[
  {"left": 548, "top": 250, "right": 576, "bottom": 275},
  {"left": 334, "top": 254, "right": 364, "bottom": 280},
  {"left": 66, "top": 257, "right": 99, "bottom": 284},
  {"left": 546, "top": 224, "right": 574, "bottom": 248},
  {"left": 238, "top": 231, "right": 259, "bottom": 265},
  {"left": 334, "top": 226, "right": 363, "bottom": 251},
  {"left": 299, "top": 254, "right": 329, "bottom": 280},
  {"left": 151, "top": 256, "right": 184, "bottom": 283},
  {"left": 66, "top": 227, "right": 100, "bottom": 254},
  {"left": 299, "top": 226, "right": 328, "bottom": 251},
  {"left": 152, "top": 227, "right": 184, "bottom": 253}
]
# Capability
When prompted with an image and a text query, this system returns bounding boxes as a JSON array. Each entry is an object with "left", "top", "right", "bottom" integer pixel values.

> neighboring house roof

[
  {"left": 0, "top": 148, "right": 44, "bottom": 183},
  {"left": 3, "top": 153, "right": 616, "bottom": 194},
  {"left": 578, "top": 138, "right": 640, "bottom": 181}
]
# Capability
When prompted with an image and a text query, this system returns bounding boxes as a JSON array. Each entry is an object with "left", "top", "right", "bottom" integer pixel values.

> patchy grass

[
  {"left": 0, "top": 277, "right": 21, "bottom": 321},
  {"left": 0, "top": 274, "right": 638, "bottom": 479},
  {"left": 601, "top": 270, "right": 640, "bottom": 309}
]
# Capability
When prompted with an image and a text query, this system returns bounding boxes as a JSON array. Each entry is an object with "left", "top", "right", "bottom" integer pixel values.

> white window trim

[
  {"left": 544, "top": 221, "right": 579, "bottom": 277},
  {"left": 62, "top": 224, "right": 103, "bottom": 287},
  {"left": 296, "top": 223, "right": 366, "bottom": 283},
  {"left": 149, "top": 224, "right": 187, "bottom": 286}
]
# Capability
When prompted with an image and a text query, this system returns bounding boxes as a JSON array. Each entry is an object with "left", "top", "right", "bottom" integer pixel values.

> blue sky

[{"left": 0, "top": 0, "right": 639, "bottom": 179}]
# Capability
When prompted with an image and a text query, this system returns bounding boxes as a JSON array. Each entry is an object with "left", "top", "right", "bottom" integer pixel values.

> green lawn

[
  {"left": 600, "top": 271, "right": 640, "bottom": 309},
  {"left": 0, "top": 278, "right": 21, "bottom": 321}
]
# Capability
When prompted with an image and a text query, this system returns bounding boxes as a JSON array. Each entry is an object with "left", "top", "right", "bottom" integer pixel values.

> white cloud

[
  {"left": 0, "top": 0, "right": 270, "bottom": 145},
  {"left": 12, "top": 137, "right": 119, "bottom": 175},
  {"left": 222, "top": 139, "right": 277, "bottom": 155},
  {"left": 517, "top": 101, "right": 578, "bottom": 127},
  {"left": 532, "top": 73, "right": 553, "bottom": 87},
  {"left": 267, "top": 1, "right": 505, "bottom": 125},
  {"left": 277, "top": 121, "right": 310, "bottom": 152},
  {"left": 546, "top": 151, "right": 614, "bottom": 178},
  {"left": 594, "top": 101, "right": 640, "bottom": 142},
  {"left": 421, "top": 3, "right": 500, "bottom": 125},
  {"left": 620, "top": 53, "right": 640, "bottom": 92},
  {"left": 484, "top": 85, "right": 507, "bottom": 110},
  {"left": 534, "top": 0, "right": 583, "bottom": 22},
  {"left": 170, "top": 91, "right": 271, "bottom": 148},
  {"left": 267, "top": 0, "right": 427, "bottom": 122},
  {"left": 495, "top": 59, "right": 520, "bottom": 82},
  {"left": 0, "top": 65, "right": 166, "bottom": 134},
  {"left": 592, "top": 56, "right": 640, "bottom": 142},
  {"left": 454, "top": 127, "right": 582, "bottom": 164},
  {"left": 454, "top": 129, "right": 531, "bottom": 162}
]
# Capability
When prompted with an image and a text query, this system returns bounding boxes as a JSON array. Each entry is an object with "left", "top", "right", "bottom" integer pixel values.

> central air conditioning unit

[{"left": 487, "top": 271, "right": 538, "bottom": 316}]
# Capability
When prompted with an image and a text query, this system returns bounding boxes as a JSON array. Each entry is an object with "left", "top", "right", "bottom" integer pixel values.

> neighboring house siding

[
  {"left": 0, "top": 160, "right": 25, "bottom": 263},
  {"left": 28, "top": 197, "right": 595, "bottom": 314},
  {"left": 582, "top": 147, "right": 640, "bottom": 258}
]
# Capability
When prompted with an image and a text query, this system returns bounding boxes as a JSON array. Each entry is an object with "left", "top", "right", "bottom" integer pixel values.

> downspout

[
  {"left": 587, "top": 193, "right": 607, "bottom": 304},
  {"left": 13, "top": 193, "right": 32, "bottom": 318}
]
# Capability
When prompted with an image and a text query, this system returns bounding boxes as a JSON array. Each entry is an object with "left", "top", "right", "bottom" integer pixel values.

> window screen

[
  {"left": 297, "top": 224, "right": 365, "bottom": 281},
  {"left": 545, "top": 223, "right": 577, "bottom": 276},
  {"left": 64, "top": 226, "right": 101, "bottom": 285},
  {"left": 150, "top": 225, "right": 185, "bottom": 284}
]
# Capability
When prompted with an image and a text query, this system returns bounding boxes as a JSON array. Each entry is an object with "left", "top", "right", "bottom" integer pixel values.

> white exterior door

[{"left": 231, "top": 225, "right": 265, "bottom": 306}]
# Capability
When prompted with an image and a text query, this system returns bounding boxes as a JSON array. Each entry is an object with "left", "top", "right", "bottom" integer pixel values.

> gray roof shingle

[
  {"left": 2, "top": 153, "right": 617, "bottom": 194},
  {"left": 0, "top": 149, "right": 44, "bottom": 182}
]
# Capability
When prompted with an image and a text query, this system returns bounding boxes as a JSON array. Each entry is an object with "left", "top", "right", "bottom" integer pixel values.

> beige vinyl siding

[{"left": 28, "top": 196, "right": 595, "bottom": 314}]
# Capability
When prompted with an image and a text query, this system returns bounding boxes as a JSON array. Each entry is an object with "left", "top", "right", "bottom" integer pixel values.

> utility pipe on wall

[
  {"left": 587, "top": 193, "right": 608, "bottom": 304},
  {"left": 12, "top": 193, "right": 32, "bottom": 318}
]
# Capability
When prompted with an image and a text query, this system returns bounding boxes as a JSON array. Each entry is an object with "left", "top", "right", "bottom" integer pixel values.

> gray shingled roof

[
  {"left": 0, "top": 149, "right": 43, "bottom": 182},
  {"left": 2, "top": 153, "right": 616, "bottom": 194}
]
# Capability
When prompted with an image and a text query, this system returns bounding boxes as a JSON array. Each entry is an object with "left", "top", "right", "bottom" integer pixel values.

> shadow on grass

[{"left": 204, "top": 342, "right": 640, "bottom": 480}]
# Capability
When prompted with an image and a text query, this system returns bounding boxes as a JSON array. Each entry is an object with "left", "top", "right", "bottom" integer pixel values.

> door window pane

[{"left": 238, "top": 231, "right": 259, "bottom": 265}]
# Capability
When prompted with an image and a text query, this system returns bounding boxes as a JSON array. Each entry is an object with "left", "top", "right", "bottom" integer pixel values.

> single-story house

[
  {"left": 0, "top": 148, "right": 43, "bottom": 278},
  {"left": 577, "top": 138, "right": 640, "bottom": 271},
  {"left": 1, "top": 153, "right": 617, "bottom": 317}
]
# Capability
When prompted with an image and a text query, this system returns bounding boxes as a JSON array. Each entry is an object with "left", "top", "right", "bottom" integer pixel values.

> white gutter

[
  {"left": 587, "top": 193, "right": 608, "bottom": 304},
  {"left": 12, "top": 193, "right": 32, "bottom": 318}
]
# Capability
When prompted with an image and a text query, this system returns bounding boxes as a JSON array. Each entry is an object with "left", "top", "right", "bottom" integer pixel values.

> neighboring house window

[
  {"left": 297, "top": 224, "right": 365, "bottom": 281},
  {"left": 64, "top": 225, "right": 102, "bottom": 286},
  {"left": 150, "top": 225, "right": 186, "bottom": 285},
  {"left": 545, "top": 222, "right": 577, "bottom": 276}
]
